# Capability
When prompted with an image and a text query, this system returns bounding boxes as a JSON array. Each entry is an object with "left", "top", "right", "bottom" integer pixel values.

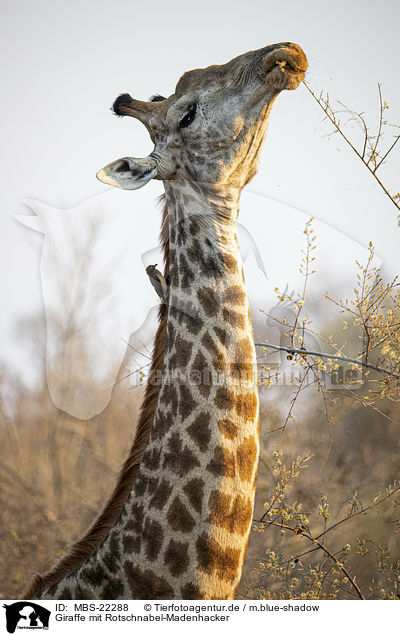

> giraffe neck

[{"left": 42, "top": 181, "right": 260, "bottom": 600}]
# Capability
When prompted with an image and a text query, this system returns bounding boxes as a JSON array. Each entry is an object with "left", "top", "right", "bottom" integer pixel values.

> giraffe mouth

[
  {"left": 275, "top": 60, "right": 303, "bottom": 74},
  {"left": 260, "top": 45, "right": 308, "bottom": 88},
  {"left": 96, "top": 156, "right": 157, "bottom": 189}
]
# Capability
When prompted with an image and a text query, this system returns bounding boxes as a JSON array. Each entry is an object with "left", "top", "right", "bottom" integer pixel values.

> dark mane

[{"left": 23, "top": 196, "right": 169, "bottom": 599}]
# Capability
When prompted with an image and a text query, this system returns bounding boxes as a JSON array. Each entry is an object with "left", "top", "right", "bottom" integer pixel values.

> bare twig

[
  {"left": 303, "top": 81, "right": 400, "bottom": 215},
  {"left": 313, "top": 485, "right": 400, "bottom": 543},
  {"left": 254, "top": 518, "right": 365, "bottom": 600},
  {"left": 255, "top": 342, "right": 400, "bottom": 380}
]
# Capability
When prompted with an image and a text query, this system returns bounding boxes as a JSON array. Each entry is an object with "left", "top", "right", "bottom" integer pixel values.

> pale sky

[{"left": 1, "top": 0, "right": 399, "bottom": 390}]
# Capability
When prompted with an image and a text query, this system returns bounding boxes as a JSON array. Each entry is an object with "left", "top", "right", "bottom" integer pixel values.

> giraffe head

[{"left": 97, "top": 43, "right": 307, "bottom": 192}]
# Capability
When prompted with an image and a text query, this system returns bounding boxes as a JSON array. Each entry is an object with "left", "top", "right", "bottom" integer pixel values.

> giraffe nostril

[{"left": 259, "top": 43, "right": 308, "bottom": 88}]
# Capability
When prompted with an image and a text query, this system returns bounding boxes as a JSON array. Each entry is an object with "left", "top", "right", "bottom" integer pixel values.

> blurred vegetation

[
  {"left": 237, "top": 245, "right": 400, "bottom": 599},
  {"left": 239, "top": 396, "right": 400, "bottom": 599},
  {"left": 239, "top": 81, "right": 400, "bottom": 600},
  {"left": 0, "top": 348, "right": 143, "bottom": 598}
]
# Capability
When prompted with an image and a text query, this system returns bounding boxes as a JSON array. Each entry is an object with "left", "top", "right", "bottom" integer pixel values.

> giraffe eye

[{"left": 178, "top": 104, "right": 197, "bottom": 129}]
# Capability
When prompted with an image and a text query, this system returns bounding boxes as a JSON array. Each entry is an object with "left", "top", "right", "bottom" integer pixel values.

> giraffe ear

[{"left": 96, "top": 156, "right": 157, "bottom": 190}]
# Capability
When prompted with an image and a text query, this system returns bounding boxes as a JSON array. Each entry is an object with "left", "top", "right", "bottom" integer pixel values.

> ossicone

[{"left": 112, "top": 93, "right": 134, "bottom": 117}]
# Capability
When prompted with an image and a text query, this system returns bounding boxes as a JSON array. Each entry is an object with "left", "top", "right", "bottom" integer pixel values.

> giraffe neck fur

[{"left": 42, "top": 182, "right": 260, "bottom": 600}]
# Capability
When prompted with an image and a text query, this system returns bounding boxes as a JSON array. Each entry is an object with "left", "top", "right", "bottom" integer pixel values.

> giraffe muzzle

[
  {"left": 259, "top": 43, "right": 308, "bottom": 90},
  {"left": 96, "top": 156, "right": 157, "bottom": 189}
]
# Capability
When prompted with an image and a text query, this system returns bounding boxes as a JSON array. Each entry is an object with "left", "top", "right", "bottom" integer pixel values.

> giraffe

[{"left": 25, "top": 41, "right": 307, "bottom": 600}]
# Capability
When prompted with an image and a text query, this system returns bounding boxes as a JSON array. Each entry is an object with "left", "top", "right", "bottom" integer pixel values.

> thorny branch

[
  {"left": 255, "top": 342, "right": 400, "bottom": 380},
  {"left": 253, "top": 449, "right": 400, "bottom": 601},
  {"left": 303, "top": 81, "right": 400, "bottom": 218},
  {"left": 254, "top": 517, "right": 365, "bottom": 600}
]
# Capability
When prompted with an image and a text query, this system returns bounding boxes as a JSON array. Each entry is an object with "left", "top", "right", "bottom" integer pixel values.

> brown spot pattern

[
  {"left": 215, "top": 386, "right": 235, "bottom": 411},
  {"left": 178, "top": 384, "right": 197, "bottom": 420},
  {"left": 223, "top": 285, "right": 246, "bottom": 305},
  {"left": 221, "top": 252, "right": 237, "bottom": 273},
  {"left": 183, "top": 477, "right": 205, "bottom": 513},
  {"left": 230, "top": 338, "right": 254, "bottom": 382},
  {"left": 200, "top": 329, "right": 218, "bottom": 353},
  {"left": 187, "top": 238, "right": 204, "bottom": 263},
  {"left": 164, "top": 539, "right": 190, "bottom": 577},
  {"left": 214, "top": 326, "right": 229, "bottom": 346},
  {"left": 201, "top": 332, "right": 225, "bottom": 370},
  {"left": 181, "top": 582, "right": 203, "bottom": 599},
  {"left": 74, "top": 583, "right": 94, "bottom": 599},
  {"left": 236, "top": 436, "right": 258, "bottom": 482},
  {"left": 207, "top": 445, "right": 236, "bottom": 478},
  {"left": 234, "top": 392, "right": 258, "bottom": 421},
  {"left": 82, "top": 563, "right": 106, "bottom": 589},
  {"left": 122, "top": 533, "right": 140, "bottom": 554},
  {"left": 218, "top": 418, "right": 238, "bottom": 440},
  {"left": 190, "top": 350, "right": 211, "bottom": 396},
  {"left": 196, "top": 533, "right": 241, "bottom": 581},
  {"left": 160, "top": 383, "right": 178, "bottom": 410},
  {"left": 188, "top": 219, "right": 199, "bottom": 236},
  {"left": 124, "top": 563, "right": 174, "bottom": 599},
  {"left": 190, "top": 349, "right": 207, "bottom": 373},
  {"left": 142, "top": 447, "right": 162, "bottom": 471},
  {"left": 124, "top": 502, "right": 144, "bottom": 535},
  {"left": 167, "top": 322, "right": 176, "bottom": 349},
  {"left": 208, "top": 490, "right": 253, "bottom": 535},
  {"left": 169, "top": 333, "right": 193, "bottom": 370},
  {"left": 149, "top": 479, "right": 173, "bottom": 510},
  {"left": 197, "top": 286, "right": 219, "bottom": 317},
  {"left": 236, "top": 337, "right": 254, "bottom": 362},
  {"left": 179, "top": 311, "right": 203, "bottom": 335},
  {"left": 163, "top": 431, "right": 201, "bottom": 476},
  {"left": 187, "top": 412, "right": 211, "bottom": 452},
  {"left": 102, "top": 531, "right": 121, "bottom": 574},
  {"left": 167, "top": 496, "right": 196, "bottom": 533},
  {"left": 143, "top": 518, "right": 163, "bottom": 561},
  {"left": 222, "top": 308, "right": 245, "bottom": 329},
  {"left": 101, "top": 578, "right": 125, "bottom": 599},
  {"left": 152, "top": 411, "right": 170, "bottom": 439},
  {"left": 133, "top": 473, "right": 150, "bottom": 497},
  {"left": 179, "top": 252, "right": 195, "bottom": 288}
]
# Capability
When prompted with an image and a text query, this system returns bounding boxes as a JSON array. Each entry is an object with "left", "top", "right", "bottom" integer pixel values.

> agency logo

[{"left": 3, "top": 602, "right": 50, "bottom": 634}]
